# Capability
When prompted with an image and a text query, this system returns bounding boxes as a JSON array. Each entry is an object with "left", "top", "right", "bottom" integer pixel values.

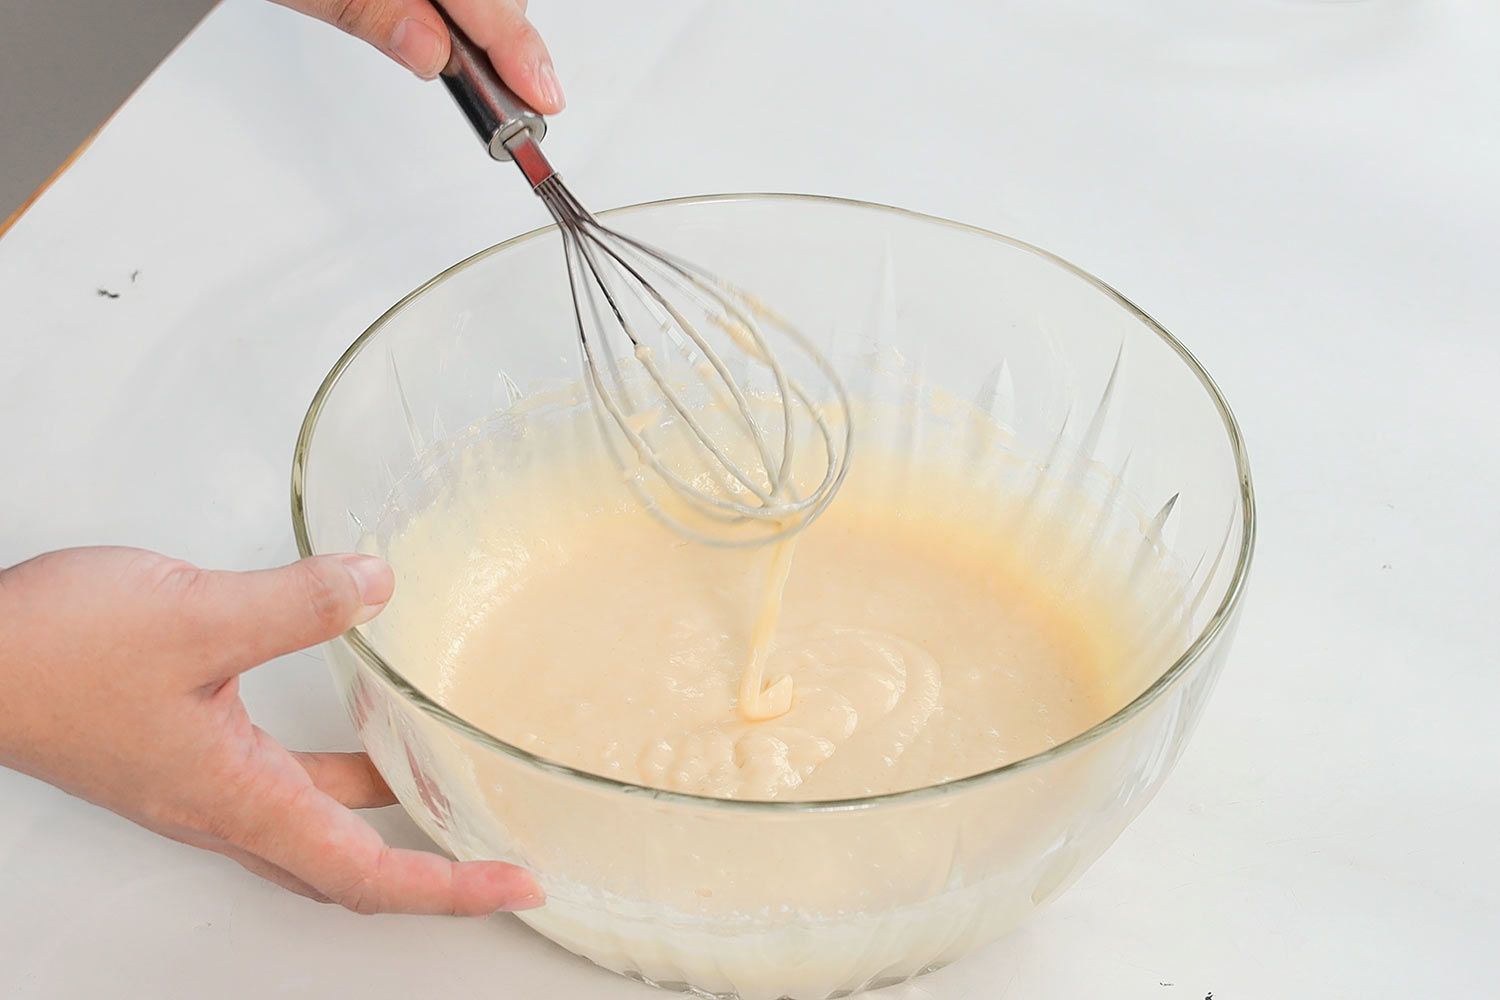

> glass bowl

[{"left": 292, "top": 194, "right": 1253, "bottom": 1000}]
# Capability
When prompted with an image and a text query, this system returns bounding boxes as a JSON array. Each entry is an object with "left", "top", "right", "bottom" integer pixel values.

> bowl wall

[{"left": 295, "top": 194, "right": 1252, "bottom": 1000}]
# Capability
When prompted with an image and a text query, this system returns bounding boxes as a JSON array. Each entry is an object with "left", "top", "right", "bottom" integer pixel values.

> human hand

[
  {"left": 273, "top": 0, "right": 565, "bottom": 111},
  {"left": 0, "top": 546, "right": 542, "bottom": 916}
]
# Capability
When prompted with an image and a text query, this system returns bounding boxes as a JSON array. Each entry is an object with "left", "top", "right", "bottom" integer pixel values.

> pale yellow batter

[
  {"left": 374, "top": 415, "right": 1139, "bottom": 803},
  {"left": 356, "top": 391, "right": 1193, "bottom": 998}
]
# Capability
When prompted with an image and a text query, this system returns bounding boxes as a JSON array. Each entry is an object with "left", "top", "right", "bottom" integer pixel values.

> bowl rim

[{"left": 291, "top": 191, "right": 1256, "bottom": 814}]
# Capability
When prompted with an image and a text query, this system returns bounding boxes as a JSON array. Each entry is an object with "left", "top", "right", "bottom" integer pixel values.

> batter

[{"left": 373, "top": 412, "right": 1140, "bottom": 803}]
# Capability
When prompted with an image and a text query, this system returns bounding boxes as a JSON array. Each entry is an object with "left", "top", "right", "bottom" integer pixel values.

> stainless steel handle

[{"left": 437, "top": 11, "right": 546, "bottom": 161}]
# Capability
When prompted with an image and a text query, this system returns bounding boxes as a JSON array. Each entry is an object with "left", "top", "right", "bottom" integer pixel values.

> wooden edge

[
  {"left": 0, "top": 0, "right": 217, "bottom": 241},
  {"left": 0, "top": 123, "right": 105, "bottom": 241}
]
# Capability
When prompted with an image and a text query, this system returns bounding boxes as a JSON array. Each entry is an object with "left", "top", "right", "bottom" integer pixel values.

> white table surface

[{"left": 2, "top": 1, "right": 1496, "bottom": 997}]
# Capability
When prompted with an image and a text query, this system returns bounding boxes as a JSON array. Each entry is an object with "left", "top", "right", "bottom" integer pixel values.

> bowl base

[{"left": 616, "top": 960, "right": 951, "bottom": 1000}]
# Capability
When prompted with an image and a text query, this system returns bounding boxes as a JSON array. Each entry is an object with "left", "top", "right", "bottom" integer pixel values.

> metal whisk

[{"left": 438, "top": 19, "right": 850, "bottom": 546}]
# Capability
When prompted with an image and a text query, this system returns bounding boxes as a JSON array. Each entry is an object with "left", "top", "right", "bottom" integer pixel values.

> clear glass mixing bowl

[{"left": 292, "top": 194, "right": 1253, "bottom": 1000}]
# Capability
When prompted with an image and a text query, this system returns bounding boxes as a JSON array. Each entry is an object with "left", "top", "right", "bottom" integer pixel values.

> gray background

[{"left": 0, "top": 0, "right": 213, "bottom": 218}]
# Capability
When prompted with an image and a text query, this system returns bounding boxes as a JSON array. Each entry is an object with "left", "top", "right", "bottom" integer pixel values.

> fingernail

[
  {"left": 390, "top": 18, "right": 446, "bottom": 79},
  {"left": 336, "top": 554, "right": 394, "bottom": 624},
  {"left": 499, "top": 886, "right": 546, "bottom": 912},
  {"left": 537, "top": 59, "right": 565, "bottom": 112}
]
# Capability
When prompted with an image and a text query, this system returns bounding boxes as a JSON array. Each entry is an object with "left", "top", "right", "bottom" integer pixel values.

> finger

[
  {"left": 178, "top": 555, "right": 394, "bottom": 679},
  {"left": 293, "top": 751, "right": 398, "bottom": 809},
  {"left": 236, "top": 783, "right": 542, "bottom": 916},
  {"left": 273, "top": 0, "right": 451, "bottom": 79},
  {"left": 223, "top": 845, "right": 332, "bottom": 903},
  {"left": 440, "top": 0, "right": 564, "bottom": 112},
  {"left": 154, "top": 820, "right": 332, "bottom": 902}
]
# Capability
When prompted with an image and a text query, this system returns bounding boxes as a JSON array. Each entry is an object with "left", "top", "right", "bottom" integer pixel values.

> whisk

[{"left": 439, "top": 18, "right": 850, "bottom": 547}]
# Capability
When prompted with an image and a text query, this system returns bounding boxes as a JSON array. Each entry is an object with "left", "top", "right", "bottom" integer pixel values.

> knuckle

[
  {"left": 513, "top": 20, "right": 542, "bottom": 51},
  {"left": 446, "top": 871, "right": 463, "bottom": 917},
  {"left": 144, "top": 556, "right": 217, "bottom": 628},
  {"left": 149, "top": 774, "right": 252, "bottom": 849},
  {"left": 138, "top": 795, "right": 208, "bottom": 843},
  {"left": 299, "top": 560, "right": 353, "bottom": 632},
  {"left": 192, "top": 800, "right": 243, "bottom": 845},
  {"left": 194, "top": 762, "right": 270, "bottom": 846},
  {"left": 332, "top": 847, "right": 388, "bottom": 915},
  {"left": 340, "top": 890, "right": 381, "bottom": 916},
  {"left": 145, "top": 555, "right": 201, "bottom": 597},
  {"left": 330, "top": 0, "right": 367, "bottom": 34}
]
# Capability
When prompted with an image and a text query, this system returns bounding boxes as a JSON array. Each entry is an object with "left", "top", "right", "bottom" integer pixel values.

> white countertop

[{"left": 2, "top": 1, "right": 1496, "bottom": 996}]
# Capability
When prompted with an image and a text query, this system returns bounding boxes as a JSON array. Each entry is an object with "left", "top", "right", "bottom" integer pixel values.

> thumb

[
  {"left": 440, "top": 0, "right": 565, "bottom": 113},
  {"left": 274, "top": 0, "right": 452, "bottom": 79},
  {"left": 184, "top": 555, "right": 395, "bottom": 678}
]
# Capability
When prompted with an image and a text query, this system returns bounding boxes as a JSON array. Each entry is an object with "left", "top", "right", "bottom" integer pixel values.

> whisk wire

[
  {"left": 559, "top": 221, "right": 771, "bottom": 521},
  {"left": 528, "top": 150, "right": 850, "bottom": 545},
  {"left": 554, "top": 185, "right": 792, "bottom": 497},
  {"left": 576, "top": 236, "right": 781, "bottom": 504}
]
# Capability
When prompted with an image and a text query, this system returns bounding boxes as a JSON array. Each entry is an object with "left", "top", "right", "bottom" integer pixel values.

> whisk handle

[{"left": 437, "top": 12, "right": 547, "bottom": 161}]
